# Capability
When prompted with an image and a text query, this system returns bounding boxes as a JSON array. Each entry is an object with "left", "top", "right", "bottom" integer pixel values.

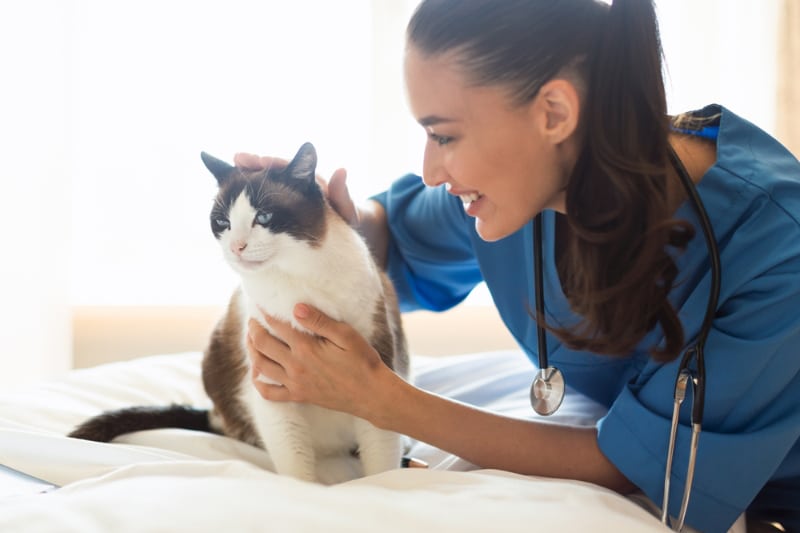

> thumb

[
  {"left": 233, "top": 153, "right": 288, "bottom": 171},
  {"left": 293, "top": 304, "right": 346, "bottom": 347},
  {"left": 328, "top": 169, "right": 358, "bottom": 226}
]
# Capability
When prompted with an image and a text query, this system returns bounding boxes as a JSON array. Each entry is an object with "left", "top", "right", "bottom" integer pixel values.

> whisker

[{"left": 255, "top": 176, "right": 266, "bottom": 205}]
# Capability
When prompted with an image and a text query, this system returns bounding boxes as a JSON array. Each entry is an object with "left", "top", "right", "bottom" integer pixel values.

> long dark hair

[{"left": 408, "top": 0, "right": 694, "bottom": 362}]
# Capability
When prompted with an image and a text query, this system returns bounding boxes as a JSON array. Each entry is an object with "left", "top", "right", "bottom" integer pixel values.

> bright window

[
  {"left": 65, "top": 0, "right": 778, "bottom": 307},
  {"left": 69, "top": 0, "right": 422, "bottom": 305}
]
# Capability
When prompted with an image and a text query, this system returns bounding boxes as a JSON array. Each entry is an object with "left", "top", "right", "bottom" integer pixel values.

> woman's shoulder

[
  {"left": 691, "top": 106, "right": 800, "bottom": 238},
  {"left": 673, "top": 106, "right": 800, "bottom": 292},
  {"left": 713, "top": 105, "right": 800, "bottom": 214}
]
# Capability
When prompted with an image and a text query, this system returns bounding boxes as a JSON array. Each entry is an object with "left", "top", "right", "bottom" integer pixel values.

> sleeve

[
  {"left": 597, "top": 218, "right": 800, "bottom": 532},
  {"left": 371, "top": 174, "right": 483, "bottom": 312}
]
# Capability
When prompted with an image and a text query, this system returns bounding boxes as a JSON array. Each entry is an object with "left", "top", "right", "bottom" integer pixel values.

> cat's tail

[{"left": 67, "top": 404, "right": 213, "bottom": 442}]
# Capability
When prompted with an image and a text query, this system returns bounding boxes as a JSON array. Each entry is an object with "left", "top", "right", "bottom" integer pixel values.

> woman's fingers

[
  {"left": 246, "top": 318, "right": 294, "bottom": 378},
  {"left": 246, "top": 307, "right": 385, "bottom": 412},
  {"left": 245, "top": 320, "right": 298, "bottom": 401},
  {"left": 327, "top": 168, "right": 359, "bottom": 225},
  {"left": 233, "top": 153, "right": 289, "bottom": 171},
  {"left": 289, "top": 304, "right": 350, "bottom": 349},
  {"left": 252, "top": 378, "right": 293, "bottom": 402},
  {"left": 248, "top": 317, "right": 289, "bottom": 352},
  {"left": 246, "top": 334, "right": 288, "bottom": 382}
]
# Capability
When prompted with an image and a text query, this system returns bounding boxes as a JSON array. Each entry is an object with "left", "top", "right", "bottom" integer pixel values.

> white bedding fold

[
  {"left": 0, "top": 461, "right": 666, "bottom": 532},
  {"left": 0, "top": 351, "right": 670, "bottom": 532}
]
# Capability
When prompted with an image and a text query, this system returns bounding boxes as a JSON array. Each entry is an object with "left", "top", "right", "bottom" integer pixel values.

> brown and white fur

[{"left": 69, "top": 143, "right": 409, "bottom": 484}]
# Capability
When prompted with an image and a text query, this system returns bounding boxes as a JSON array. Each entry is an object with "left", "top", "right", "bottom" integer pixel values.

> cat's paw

[{"left": 315, "top": 454, "right": 363, "bottom": 485}]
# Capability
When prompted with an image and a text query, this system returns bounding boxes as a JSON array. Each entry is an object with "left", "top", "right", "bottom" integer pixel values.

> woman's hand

[
  {"left": 233, "top": 152, "right": 358, "bottom": 226},
  {"left": 246, "top": 303, "right": 389, "bottom": 419}
]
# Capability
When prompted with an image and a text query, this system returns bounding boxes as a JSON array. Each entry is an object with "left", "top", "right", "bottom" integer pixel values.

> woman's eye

[
  {"left": 213, "top": 218, "right": 230, "bottom": 230},
  {"left": 428, "top": 133, "right": 453, "bottom": 146},
  {"left": 255, "top": 212, "right": 273, "bottom": 226}
]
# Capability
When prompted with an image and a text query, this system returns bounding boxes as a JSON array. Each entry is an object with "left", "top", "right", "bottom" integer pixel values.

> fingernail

[
  {"left": 294, "top": 303, "right": 310, "bottom": 319},
  {"left": 257, "top": 307, "right": 272, "bottom": 322}
]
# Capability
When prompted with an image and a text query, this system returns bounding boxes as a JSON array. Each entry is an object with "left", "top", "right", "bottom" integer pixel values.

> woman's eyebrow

[{"left": 418, "top": 115, "right": 456, "bottom": 127}]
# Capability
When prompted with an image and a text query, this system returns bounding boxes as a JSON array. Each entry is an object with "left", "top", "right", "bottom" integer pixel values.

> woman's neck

[{"left": 665, "top": 132, "right": 718, "bottom": 213}]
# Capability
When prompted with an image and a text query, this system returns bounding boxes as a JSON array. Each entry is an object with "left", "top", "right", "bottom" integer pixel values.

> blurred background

[{"left": 0, "top": 0, "right": 797, "bottom": 389}]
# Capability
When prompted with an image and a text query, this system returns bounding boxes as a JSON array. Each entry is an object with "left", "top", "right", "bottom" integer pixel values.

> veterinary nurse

[{"left": 242, "top": 1, "right": 800, "bottom": 531}]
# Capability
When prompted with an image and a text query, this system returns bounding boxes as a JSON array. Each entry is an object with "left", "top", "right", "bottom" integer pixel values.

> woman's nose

[{"left": 421, "top": 145, "right": 448, "bottom": 188}]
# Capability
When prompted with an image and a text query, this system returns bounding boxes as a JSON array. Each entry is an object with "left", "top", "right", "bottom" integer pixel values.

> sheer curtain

[
  {"left": 656, "top": 0, "right": 779, "bottom": 132},
  {"left": 0, "top": 1, "right": 73, "bottom": 389},
  {"left": 66, "top": 0, "right": 421, "bottom": 308}
]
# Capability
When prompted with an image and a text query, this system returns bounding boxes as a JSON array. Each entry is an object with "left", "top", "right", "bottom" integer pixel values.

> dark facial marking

[{"left": 203, "top": 144, "right": 327, "bottom": 244}]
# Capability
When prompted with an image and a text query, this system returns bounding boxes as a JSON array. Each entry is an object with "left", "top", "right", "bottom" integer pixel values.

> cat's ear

[
  {"left": 201, "top": 152, "right": 235, "bottom": 185},
  {"left": 284, "top": 142, "right": 317, "bottom": 184}
]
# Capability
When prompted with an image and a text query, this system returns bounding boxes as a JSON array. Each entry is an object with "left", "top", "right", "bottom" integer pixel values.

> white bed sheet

[{"left": 0, "top": 351, "right": 673, "bottom": 532}]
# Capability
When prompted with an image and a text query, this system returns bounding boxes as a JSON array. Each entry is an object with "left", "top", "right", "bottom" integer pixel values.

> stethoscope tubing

[
  {"left": 529, "top": 213, "right": 565, "bottom": 416},
  {"left": 533, "top": 213, "right": 547, "bottom": 369},
  {"left": 530, "top": 146, "right": 720, "bottom": 531},
  {"left": 660, "top": 147, "right": 720, "bottom": 531}
]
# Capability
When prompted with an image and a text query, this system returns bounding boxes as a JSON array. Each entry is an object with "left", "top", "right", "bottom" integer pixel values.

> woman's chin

[{"left": 474, "top": 219, "right": 515, "bottom": 243}]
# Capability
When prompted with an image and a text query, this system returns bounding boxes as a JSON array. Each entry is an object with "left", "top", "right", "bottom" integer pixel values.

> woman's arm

[{"left": 247, "top": 305, "right": 636, "bottom": 494}]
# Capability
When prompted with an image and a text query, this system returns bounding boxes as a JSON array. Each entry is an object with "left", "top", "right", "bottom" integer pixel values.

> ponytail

[{"left": 556, "top": 0, "right": 694, "bottom": 361}]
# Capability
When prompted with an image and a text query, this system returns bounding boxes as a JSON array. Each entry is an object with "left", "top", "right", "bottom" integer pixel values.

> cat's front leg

[
  {"left": 247, "top": 390, "right": 317, "bottom": 482},
  {"left": 352, "top": 417, "right": 404, "bottom": 477}
]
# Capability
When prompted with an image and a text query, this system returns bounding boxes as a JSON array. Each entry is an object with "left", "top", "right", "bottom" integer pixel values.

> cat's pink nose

[{"left": 231, "top": 241, "right": 248, "bottom": 255}]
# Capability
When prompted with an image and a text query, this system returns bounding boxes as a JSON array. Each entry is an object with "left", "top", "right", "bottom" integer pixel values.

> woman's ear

[{"left": 530, "top": 78, "right": 581, "bottom": 145}]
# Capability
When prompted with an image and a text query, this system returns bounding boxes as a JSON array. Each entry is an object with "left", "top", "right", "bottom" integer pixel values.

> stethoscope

[{"left": 529, "top": 147, "right": 720, "bottom": 532}]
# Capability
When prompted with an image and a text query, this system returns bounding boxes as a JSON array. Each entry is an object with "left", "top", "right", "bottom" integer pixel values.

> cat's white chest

[
  {"left": 239, "top": 264, "right": 378, "bottom": 341},
  {"left": 242, "top": 275, "right": 309, "bottom": 329}
]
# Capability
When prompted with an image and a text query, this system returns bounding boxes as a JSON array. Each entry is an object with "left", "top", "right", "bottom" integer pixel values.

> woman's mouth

[
  {"left": 446, "top": 184, "right": 485, "bottom": 216},
  {"left": 460, "top": 193, "right": 485, "bottom": 217},
  {"left": 459, "top": 192, "right": 483, "bottom": 206}
]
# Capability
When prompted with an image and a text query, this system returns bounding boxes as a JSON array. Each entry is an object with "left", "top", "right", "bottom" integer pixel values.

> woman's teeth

[{"left": 460, "top": 193, "right": 482, "bottom": 205}]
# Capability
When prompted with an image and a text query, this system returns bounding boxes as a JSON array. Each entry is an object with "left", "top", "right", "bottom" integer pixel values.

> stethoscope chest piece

[{"left": 530, "top": 366, "right": 565, "bottom": 416}]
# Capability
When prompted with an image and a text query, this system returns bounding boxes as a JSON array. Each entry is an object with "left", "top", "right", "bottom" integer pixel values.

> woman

[{"left": 237, "top": 1, "right": 800, "bottom": 531}]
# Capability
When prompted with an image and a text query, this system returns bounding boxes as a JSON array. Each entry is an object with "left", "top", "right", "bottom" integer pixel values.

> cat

[{"left": 68, "top": 142, "right": 409, "bottom": 484}]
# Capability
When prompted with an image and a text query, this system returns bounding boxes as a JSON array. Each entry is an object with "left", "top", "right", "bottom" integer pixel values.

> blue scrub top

[{"left": 373, "top": 105, "right": 800, "bottom": 533}]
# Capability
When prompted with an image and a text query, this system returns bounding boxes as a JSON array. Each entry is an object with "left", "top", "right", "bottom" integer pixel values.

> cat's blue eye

[
  {"left": 213, "top": 218, "right": 230, "bottom": 230},
  {"left": 255, "top": 212, "right": 273, "bottom": 226}
]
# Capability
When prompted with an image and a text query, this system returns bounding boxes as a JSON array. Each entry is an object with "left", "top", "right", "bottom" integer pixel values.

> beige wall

[
  {"left": 72, "top": 305, "right": 520, "bottom": 369},
  {"left": 776, "top": 0, "right": 799, "bottom": 157}
]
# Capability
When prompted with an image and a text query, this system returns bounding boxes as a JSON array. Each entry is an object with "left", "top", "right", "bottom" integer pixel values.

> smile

[{"left": 459, "top": 192, "right": 483, "bottom": 205}]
